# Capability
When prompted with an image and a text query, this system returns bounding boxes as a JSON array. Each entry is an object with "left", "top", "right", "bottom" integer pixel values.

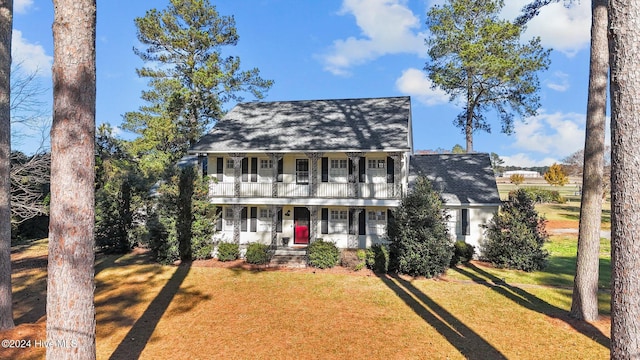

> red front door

[{"left": 294, "top": 207, "right": 310, "bottom": 244}]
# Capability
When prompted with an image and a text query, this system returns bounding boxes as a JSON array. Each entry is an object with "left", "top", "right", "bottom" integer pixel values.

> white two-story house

[{"left": 189, "top": 96, "right": 413, "bottom": 249}]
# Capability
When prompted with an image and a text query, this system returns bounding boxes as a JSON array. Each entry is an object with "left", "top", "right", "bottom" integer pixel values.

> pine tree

[
  {"left": 47, "top": 0, "right": 97, "bottom": 358},
  {"left": 0, "top": 0, "right": 14, "bottom": 331},
  {"left": 425, "top": 0, "right": 550, "bottom": 152},
  {"left": 123, "top": 0, "right": 273, "bottom": 178},
  {"left": 609, "top": 0, "right": 640, "bottom": 355}
]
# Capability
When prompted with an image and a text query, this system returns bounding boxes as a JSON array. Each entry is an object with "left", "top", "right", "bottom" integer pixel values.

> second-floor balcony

[{"left": 209, "top": 181, "right": 401, "bottom": 199}]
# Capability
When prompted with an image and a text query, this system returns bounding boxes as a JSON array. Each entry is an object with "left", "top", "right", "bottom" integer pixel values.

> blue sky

[{"left": 11, "top": 0, "right": 600, "bottom": 167}]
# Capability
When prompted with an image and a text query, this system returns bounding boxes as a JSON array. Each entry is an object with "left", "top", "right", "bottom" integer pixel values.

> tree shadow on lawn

[
  {"left": 11, "top": 249, "right": 158, "bottom": 326},
  {"left": 108, "top": 262, "right": 208, "bottom": 360},
  {"left": 377, "top": 273, "right": 508, "bottom": 360},
  {"left": 452, "top": 263, "right": 610, "bottom": 348},
  {"left": 537, "top": 256, "right": 611, "bottom": 292}
]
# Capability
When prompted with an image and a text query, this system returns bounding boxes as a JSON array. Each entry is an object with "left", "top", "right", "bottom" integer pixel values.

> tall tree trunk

[
  {"left": 570, "top": 0, "right": 608, "bottom": 322},
  {"left": 0, "top": 0, "right": 14, "bottom": 331},
  {"left": 609, "top": 0, "right": 640, "bottom": 357},
  {"left": 178, "top": 166, "right": 194, "bottom": 262},
  {"left": 47, "top": 1, "right": 96, "bottom": 359},
  {"left": 465, "top": 75, "right": 474, "bottom": 153}
]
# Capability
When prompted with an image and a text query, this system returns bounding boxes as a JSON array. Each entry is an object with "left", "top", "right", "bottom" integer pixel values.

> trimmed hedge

[
  {"left": 217, "top": 242, "right": 239, "bottom": 262},
  {"left": 519, "top": 187, "right": 566, "bottom": 204},
  {"left": 450, "top": 241, "right": 475, "bottom": 266},
  {"left": 307, "top": 239, "right": 340, "bottom": 269},
  {"left": 245, "top": 243, "right": 272, "bottom": 264}
]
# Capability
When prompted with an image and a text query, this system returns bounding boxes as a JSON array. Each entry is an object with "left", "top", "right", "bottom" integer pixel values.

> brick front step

[{"left": 270, "top": 248, "right": 307, "bottom": 268}]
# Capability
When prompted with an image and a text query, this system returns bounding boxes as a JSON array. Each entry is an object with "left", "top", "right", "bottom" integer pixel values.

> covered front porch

[{"left": 213, "top": 204, "right": 391, "bottom": 249}]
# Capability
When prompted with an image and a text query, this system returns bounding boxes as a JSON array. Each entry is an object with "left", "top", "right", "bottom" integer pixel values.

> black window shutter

[
  {"left": 321, "top": 157, "right": 328, "bottom": 182},
  {"left": 215, "top": 207, "right": 222, "bottom": 231},
  {"left": 276, "top": 208, "right": 283, "bottom": 232},
  {"left": 321, "top": 208, "right": 328, "bottom": 234},
  {"left": 250, "top": 207, "right": 257, "bottom": 232},
  {"left": 348, "top": 210, "right": 355, "bottom": 235},
  {"left": 241, "top": 207, "right": 247, "bottom": 232},
  {"left": 277, "top": 158, "right": 284, "bottom": 182},
  {"left": 241, "top": 158, "right": 248, "bottom": 182},
  {"left": 359, "top": 157, "right": 366, "bottom": 183},
  {"left": 216, "top": 157, "right": 224, "bottom": 182},
  {"left": 348, "top": 158, "right": 353, "bottom": 178},
  {"left": 250, "top": 158, "right": 258, "bottom": 182},
  {"left": 387, "top": 209, "right": 394, "bottom": 236},
  {"left": 358, "top": 210, "right": 366, "bottom": 235},
  {"left": 202, "top": 156, "right": 208, "bottom": 175},
  {"left": 387, "top": 157, "right": 394, "bottom": 184},
  {"left": 462, "top": 209, "right": 470, "bottom": 235}
]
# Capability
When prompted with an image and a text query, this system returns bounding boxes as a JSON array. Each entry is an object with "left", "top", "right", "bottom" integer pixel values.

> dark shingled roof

[
  {"left": 409, "top": 153, "right": 501, "bottom": 206},
  {"left": 189, "top": 96, "right": 412, "bottom": 153}
]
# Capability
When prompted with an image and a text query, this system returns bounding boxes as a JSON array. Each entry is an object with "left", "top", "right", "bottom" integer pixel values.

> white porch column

[
  {"left": 270, "top": 205, "right": 282, "bottom": 247},
  {"left": 229, "top": 153, "right": 245, "bottom": 197},
  {"left": 346, "top": 152, "right": 365, "bottom": 198},
  {"left": 305, "top": 152, "right": 323, "bottom": 197},
  {"left": 388, "top": 152, "right": 403, "bottom": 198},
  {"left": 267, "top": 153, "right": 283, "bottom": 197},
  {"left": 308, "top": 206, "right": 319, "bottom": 243},
  {"left": 232, "top": 204, "right": 243, "bottom": 245}
]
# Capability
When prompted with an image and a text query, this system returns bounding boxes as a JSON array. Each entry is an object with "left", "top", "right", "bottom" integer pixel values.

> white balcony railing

[
  {"left": 240, "top": 183, "right": 272, "bottom": 197},
  {"left": 317, "top": 183, "right": 350, "bottom": 197},
  {"left": 209, "top": 182, "right": 234, "bottom": 197},
  {"left": 209, "top": 181, "right": 399, "bottom": 199},
  {"left": 359, "top": 183, "right": 395, "bottom": 198},
  {"left": 277, "top": 183, "right": 309, "bottom": 197}
]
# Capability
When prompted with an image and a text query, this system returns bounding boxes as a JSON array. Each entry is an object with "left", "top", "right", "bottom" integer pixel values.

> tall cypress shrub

[
  {"left": 388, "top": 176, "right": 453, "bottom": 277},
  {"left": 482, "top": 189, "right": 549, "bottom": 271}
]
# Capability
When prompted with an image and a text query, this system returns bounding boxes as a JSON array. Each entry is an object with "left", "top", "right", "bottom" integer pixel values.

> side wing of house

[
  {"left": 409, "top": 153, "right": 501, "bottom": 250},
  {"left": 189, "top": 96, "right": 413, "bottom": 249}
]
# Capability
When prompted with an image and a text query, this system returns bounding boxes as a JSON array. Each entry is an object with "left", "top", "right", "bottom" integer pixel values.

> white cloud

[
  {"left": 511, "top": 111, "right": 586, "bottom": 159},
  {"left": 502, "top": 0, "right": 591, "bottom": 57},
  {"left": 395, "top": 67, "right": 448, "bottom": 106},
  {"left": 12, "top": 30, "right": 52, "bottom": 77},
  {"left": 502, "top": 153, "right": 559, "bottom": 167},
  {"left": 546, "top": 71, "right": 570, "bottom": 92},
  {"left": 321, "top": 0, "right": 427, "bottom": 75},
  {"left": 14, "top": 0, "right": 34, "bottom": 14}
]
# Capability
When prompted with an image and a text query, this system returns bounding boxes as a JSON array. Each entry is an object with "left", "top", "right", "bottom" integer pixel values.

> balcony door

[{"left": 293, "top": 207, "right": 310, "bottom": 244}]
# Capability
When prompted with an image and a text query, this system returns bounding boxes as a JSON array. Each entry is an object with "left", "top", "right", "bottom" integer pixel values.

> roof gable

[
  {"left": 190, "top": 96, "right": 412, "bottom": 153},
  {"left": 409, "top": 153, "right": 501, "bottom": 206}
]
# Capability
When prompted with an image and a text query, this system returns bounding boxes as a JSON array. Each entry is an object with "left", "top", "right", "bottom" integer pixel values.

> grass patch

[{"left": 2, "top": 239, "right": 611, "bottom": 359}]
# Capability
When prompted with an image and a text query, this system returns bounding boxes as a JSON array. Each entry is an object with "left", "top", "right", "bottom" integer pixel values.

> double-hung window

[
  {"left": 224, "top": 207, "right": 234, "bottom": 229},
  {"left": 367, "top": 210, "right": 386, "bottom": 235},
  {"left": 329, "top": 159, "right": 348, "bottom": 182},
  {"left": 296, "top": 159, "right": 309, "bottom": 184},
  {"left": 329, "top": 209, "right": 348, "bottom": 233},
  {"left": 258, "top": 208, "right": 272, "bottom": 231},
  {"left": 258, "top": 159, "right": 273, "bottom": 182}
]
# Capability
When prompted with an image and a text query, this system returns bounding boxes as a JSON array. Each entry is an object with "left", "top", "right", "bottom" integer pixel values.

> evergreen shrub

[
  {"left": 388, "top": 176, "right": 453, "bottom": 277},
  {"left": 245, "top": 242, "right": 271, "bottom": 264},
  {"left": 450, "top": 241, "right": 475, "bottom": 266},
  {"left": 307, "top": 239, "right": 340, "bottom": 269},
  {"left": 365, "top": 244, "right": 389, "bottom": 273},
  {"left": 482, "top": 189, "right": 549, "bottom": 271},
  {"left": 217, "top": 242, "right": 240, "bottom": 262}
]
